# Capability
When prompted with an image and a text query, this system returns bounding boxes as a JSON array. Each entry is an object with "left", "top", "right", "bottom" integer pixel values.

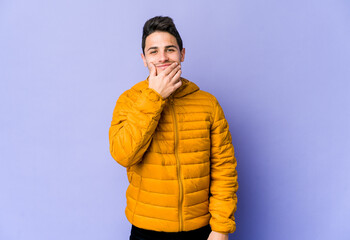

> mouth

[{"left": 156, "top": 63, "right": 173, "bottom": 68}]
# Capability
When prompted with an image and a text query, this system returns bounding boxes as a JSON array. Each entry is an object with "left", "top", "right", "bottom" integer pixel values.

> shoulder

[
  {"left": 192, "top": 89, "right": 220, "bottom": 108},
  {"left": 117, "top": 80, "right": 148, "bottom": 102},
  {"left": 131, "top": 80, "right": 148, "bottom": 92}
]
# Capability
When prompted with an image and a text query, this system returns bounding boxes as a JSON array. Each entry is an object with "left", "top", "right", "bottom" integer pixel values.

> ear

[
  {"left": 141, "top": 53, "right": 148, "bottom": 67},
  {"left": 180, "top": 48, "right": 186, "bottom": 62}
]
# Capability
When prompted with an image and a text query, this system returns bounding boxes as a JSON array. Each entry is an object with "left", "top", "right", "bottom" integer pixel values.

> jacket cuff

[
  {"left": 134, "top": 88, "right": 165, "bottom": 115},
  {"left": 145, "top": 87, "right": 164, "bottom": 101},
  {"left": 210, "top": 218, "right": 236, "bottom": 234}
]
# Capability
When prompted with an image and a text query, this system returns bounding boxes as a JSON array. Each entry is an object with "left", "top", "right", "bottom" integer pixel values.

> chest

[{"left": 150, "top": 97, "right": 213, "bottom": 153}]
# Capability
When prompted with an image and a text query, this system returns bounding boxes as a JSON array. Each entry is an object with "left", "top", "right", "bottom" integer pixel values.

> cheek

[
  {"left": 171, "top": 53, "right": 182, "bottom": 62},
  {"left": 146, "top": 57, "right": 156, "bottom": 65}
]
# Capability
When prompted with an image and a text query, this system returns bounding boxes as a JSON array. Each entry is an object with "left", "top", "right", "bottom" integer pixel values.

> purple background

[{"left": 1, "top": 0, "right": 349, "bottom": 239}]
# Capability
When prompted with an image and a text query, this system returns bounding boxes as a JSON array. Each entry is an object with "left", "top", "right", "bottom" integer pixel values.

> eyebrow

[{"left": 147, "top": 45, "right": 178, "bottom": 52}]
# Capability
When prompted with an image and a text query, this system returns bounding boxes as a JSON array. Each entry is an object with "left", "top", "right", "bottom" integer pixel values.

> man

[{"left": 109, "top": 16, "right": 238, "bottom": 240}]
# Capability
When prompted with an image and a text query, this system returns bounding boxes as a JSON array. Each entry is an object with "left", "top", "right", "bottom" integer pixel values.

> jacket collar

[{"left": 133, "top": 76, "right": 200, "bottom": 98}]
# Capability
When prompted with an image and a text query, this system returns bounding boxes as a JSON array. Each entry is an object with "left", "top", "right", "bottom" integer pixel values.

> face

[{"left": 141, "top": 31, "right": 185, "bottom": 74}]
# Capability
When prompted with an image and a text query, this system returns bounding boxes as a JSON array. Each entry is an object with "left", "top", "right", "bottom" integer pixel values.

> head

[{"left": 141, "top": 16, "right": 185, "bottom": 74}]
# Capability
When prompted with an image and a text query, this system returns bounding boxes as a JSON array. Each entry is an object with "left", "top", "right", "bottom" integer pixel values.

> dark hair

[{"left": 142, "top": 16, "right": 183, "bottom": 53}]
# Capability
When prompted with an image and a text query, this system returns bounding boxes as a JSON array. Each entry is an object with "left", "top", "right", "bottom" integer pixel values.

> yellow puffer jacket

[{"left": 109, "top": 77, "right": 238, "bottom": 233}]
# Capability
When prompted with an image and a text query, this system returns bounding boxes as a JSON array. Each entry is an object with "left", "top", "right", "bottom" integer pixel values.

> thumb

[{"left": 149, "top": 63, "right": 157, "bottom": 77}]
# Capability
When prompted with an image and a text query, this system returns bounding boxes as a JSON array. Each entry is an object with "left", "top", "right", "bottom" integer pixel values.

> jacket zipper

[{"left": 170, "top": 97, "right": 184, "bottom": 232}]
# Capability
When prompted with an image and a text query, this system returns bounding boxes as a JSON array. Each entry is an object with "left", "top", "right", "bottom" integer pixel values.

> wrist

[
  {"left": 209, "top": 231, "right": 229, "bottom": 240},
  {"left": 213, "top": 231, "right": 228, "bottom": 235}
]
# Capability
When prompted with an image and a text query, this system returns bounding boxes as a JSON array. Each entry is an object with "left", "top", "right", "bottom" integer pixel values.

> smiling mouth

[{"left": 156, "top": 63, "right": 172, "bottom": 68}]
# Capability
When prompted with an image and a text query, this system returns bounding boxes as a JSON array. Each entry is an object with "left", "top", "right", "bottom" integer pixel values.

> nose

[{"left": 158, "top": 50, "right": 169, "bottom": 63}]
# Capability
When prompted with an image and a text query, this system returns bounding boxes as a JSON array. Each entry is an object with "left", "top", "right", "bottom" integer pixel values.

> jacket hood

[{"left": 132, "top": 77, "right": 200, "bottom": 99}]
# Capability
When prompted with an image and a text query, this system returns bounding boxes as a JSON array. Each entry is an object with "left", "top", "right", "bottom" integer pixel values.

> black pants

[{"left": 130, "top": 224, "right": 211, "bottom": 240}]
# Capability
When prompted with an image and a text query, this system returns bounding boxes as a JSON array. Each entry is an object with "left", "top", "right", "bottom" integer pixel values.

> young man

[{"left": 109, "top": 16, "right": 238, "bottom": 240}]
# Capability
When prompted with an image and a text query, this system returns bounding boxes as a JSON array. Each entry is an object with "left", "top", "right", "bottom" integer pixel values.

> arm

[
  {"left": 109, "top": 87, "right": 165, "bottom": 167},
  {"left": 209, "top": 96, "right": 238, "bottom": 234},
  {"left": 109, "top": 62, "right": 182, "bottom": 167}
]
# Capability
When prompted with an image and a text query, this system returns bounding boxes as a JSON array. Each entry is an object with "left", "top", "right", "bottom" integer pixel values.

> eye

[
  {"left": 149, "top": 50, "right": 157, "bottom": 54},
  {"left": 167, "top": 48, "right": 175, "bottom": 52}
]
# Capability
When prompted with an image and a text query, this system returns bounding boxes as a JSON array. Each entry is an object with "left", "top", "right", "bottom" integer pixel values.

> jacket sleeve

[
  {"left": 209, "top": 96, "right": 238, "bottom": 234},
  {"left": 109, "top": 87, "right": 166, "bottom": 167}
]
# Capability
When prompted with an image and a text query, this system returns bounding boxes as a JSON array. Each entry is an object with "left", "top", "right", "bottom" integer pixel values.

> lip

[{"left": 157, "top": 63, "right": 172, "bottom": 68}]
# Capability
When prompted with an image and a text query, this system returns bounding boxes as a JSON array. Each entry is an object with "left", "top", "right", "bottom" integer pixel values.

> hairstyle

[{"left": 142, "top": 16, "right": 183, "bottom": 53}]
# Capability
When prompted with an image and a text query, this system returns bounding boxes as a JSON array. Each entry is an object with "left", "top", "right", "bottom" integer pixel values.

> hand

[
  {"left": 207, "top": 231, "right": 229, "bottom": 240},
  {"left": 148, "top": 62, "right": 182, "bottom": 99}
]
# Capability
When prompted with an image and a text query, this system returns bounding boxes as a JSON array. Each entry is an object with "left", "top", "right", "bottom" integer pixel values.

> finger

[
  {"left": 167, "top": 64, "right": 181, "bottom": 79},
  {"left": 174, "top": 78, "right": 182, "bottom": 88},
  {"left": 160, "top": 62, "right": 178, "bottom": 76},
  {"left": 171, "top": 69, "right": 182, "bottom": 84},
  {"left": 149, "top": 63, "right": 157, "bottom": 77}
]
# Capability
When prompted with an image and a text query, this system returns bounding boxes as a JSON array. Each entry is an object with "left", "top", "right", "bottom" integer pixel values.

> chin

[{"left": 156, "top": 67, "right": 168, "bottom": 72}]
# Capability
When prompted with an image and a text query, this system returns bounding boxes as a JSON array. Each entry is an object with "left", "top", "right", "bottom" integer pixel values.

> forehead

[{"left": 145, "top": 31, "right": 179, "bottom": 49}]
